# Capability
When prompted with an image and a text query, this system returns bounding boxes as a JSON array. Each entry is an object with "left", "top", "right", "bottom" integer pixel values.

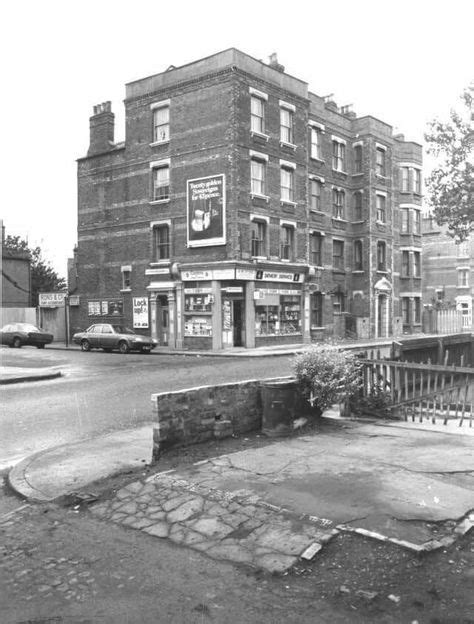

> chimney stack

[
  {"left": 268, "top": 52, "right": 285, "bottom": 73},
  {"left": 88, "top": 101, "right": 115, "bottom": 156}
]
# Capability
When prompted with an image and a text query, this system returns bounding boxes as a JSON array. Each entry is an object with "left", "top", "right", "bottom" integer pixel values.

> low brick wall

[{"left": 152, "top": 376, "right": 293, "bottom": 459}]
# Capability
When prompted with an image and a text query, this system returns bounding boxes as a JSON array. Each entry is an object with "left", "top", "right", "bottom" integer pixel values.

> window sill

[
  {"left": 332, "top": 217, "right": 348, "bottom": 223},
  {"left": 352, "top": 172, "right": 364, "bottom": 177},
  {"left": 280, "top": 200, "right": 297, "bottom": 207},
  {"left": 456, "top": 285, "right": 470, "bottom": 289},
  {"left": 149, "top": 261, "right": 170, "bottom": 266},
  {"left": 375, "top": 220, "right": 387, "bottom": 226},
  {"left": 311, "top": 326, "right": 326, "bottom": 330},
  {"left": 375, "top": 174, "right": 388, "bottom": 181},
  {"left": 120, "top": 288, "right": 132, "bottom": 293},
  {"left": 376, "top": 270, "right": 389, "bottom": 275},
  {"left": 352, "top": 270, "right": 364, "bottom": 274},
  {"left": 251, "top": 130, "right": 270, "bottom": 142},
  {"left": 251, "top": 256, "right": 268, "bottom": 261},
  {"left": 310, "top": 209, "right": 325, "bottom": 215},
  {"left": 310, "top": 157, "right": 325, "bottom": 164},
  {"left": 332, "top": 169, "right": 348, "bottom": 176},
  {"left": 149, "top": 140, "right": 169, "bottom": 147},
  {"left": 251, "top": 193, "right": 270, "bottom": 202},
  {"left": 280, "top": 258, "right": 292, "bottom": 263},
  {"left": 280, "top": 140, "right": 297, "bottom": 150},
  {"left": 332, "top": 268, "right": 345, "bottom": 274},
  {"left": 352, "top": 220, "right": 365, "bottom": 224},
  {"left": 150, "top": 199, "right": 170, "bottom": 205}
]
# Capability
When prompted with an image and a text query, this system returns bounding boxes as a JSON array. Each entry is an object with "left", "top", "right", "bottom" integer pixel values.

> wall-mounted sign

[
  {"left": 222, "top": 287, "right": 243, "bottom": 294},
  {"left": 39, "top": 292, "right": 66, "bottom": 307},
  {"left": 182, "top": 270, "right": 212, "bottom": 281},
  {"left": 254, "top": 288, "right": 301, "bottom": 299},
  {"left": 133, "top": 297, "right": 149, "bottom": 328},
  {"left": 236, "top": 268, "right": 256, "bottom": 281},
  {"left": 69, "top": 295, "right": 80, "bottom": 306},
  {"left": 187, "top": 174, "right": 226, "bottom": 247},
  {"left": 255, "top": 270, "right": 302, "bottom": 283}
]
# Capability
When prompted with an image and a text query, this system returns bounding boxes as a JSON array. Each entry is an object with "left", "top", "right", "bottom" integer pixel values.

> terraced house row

[{"left": 74, "top": 48, "right": 423, "bottom": 350}]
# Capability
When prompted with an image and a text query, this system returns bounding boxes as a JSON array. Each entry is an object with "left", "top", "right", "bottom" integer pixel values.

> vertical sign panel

[
  {"left": 133, "top": 297, "right": 149, "bottom": 328},
  {"left": 187, "top": 174, "right": 226, "bottom": 247}
]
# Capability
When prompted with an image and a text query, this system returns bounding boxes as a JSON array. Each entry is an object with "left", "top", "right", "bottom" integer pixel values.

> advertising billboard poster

[
  {"left": 133, "top": 297, "right": 149, "bottom": 328},
  {"left": 187, "top": 174, "right": 226, "bottom": 247}
]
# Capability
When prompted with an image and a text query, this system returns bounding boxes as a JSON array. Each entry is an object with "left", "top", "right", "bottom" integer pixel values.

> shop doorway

[
  {"left": 156, "top": 295, "right": 169, "bottom": 346},
  {"left": 222, "top": 297, "right": 244, "bottom": 348}
]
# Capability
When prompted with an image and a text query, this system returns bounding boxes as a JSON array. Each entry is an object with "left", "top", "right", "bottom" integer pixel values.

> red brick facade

[{"left": 74, "top": 49, "right": 423, "bottom": 349}]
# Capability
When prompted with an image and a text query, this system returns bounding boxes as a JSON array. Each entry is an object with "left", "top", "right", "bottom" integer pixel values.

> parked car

[
  {"left": 72, "top": 324, "right": 158, "bottom": 354},
  {"left": 0, "top": 323, "right": 54, "bottom": 349}
]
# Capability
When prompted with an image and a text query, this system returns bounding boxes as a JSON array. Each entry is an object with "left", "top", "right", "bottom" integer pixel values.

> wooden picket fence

[{"left": 357, "top": 358, "right": 474, "bottom": 427}]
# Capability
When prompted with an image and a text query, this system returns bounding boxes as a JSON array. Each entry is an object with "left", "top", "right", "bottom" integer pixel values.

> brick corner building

[{"left": 75, "top": 48, "right": 423, "bottom": 350}]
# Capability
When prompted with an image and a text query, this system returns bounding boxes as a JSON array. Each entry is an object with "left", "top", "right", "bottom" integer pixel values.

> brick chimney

[
  {"left": 268, "top": 52, "right": 285, "bottom": 73},
  {"left": 88, "top": 101, "right": 114, "bottom": 156}
]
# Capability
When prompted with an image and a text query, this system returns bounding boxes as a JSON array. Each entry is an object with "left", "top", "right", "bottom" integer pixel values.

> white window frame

[
  {"left": 150, "top": 100, "right": 170, "bottom": 145},
  {"left": 331, "top": 136, "right": 346, "bottom": 172},
  {"left": 376, "top": 193, "right": 387, "bottom": 223}
]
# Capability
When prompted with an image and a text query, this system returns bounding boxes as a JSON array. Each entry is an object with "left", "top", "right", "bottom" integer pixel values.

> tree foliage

[
  {"left": 4, "top": 235, "right": 66, "bottom": 306},
  {"left": 424, "top": 86, "right": 474, "bottom": 241}
]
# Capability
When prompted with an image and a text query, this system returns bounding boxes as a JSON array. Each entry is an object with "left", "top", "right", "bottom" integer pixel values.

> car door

[
  {"left": 87, "top": 325, "right": 102, "bottom": 348},
  {"left": 99, "top": 324, "right": 116, "bottom": 349}
]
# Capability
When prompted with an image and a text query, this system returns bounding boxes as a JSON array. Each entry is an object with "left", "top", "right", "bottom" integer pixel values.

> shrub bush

[{"left": 291, "top": 345, "right": 362, "bottom": 414}]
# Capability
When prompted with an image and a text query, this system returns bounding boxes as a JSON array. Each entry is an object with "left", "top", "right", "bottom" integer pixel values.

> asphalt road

[{"left": 0, "top": 346, "right": 293, "bottom": 469}]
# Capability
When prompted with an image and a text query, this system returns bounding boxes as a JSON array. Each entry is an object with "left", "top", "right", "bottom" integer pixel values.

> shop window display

[
  {"left": 255, "top": 295, "right": 301, "bottom": 336},
  {"left": 184, "top": 292, "right": 213, "bottom": 336}
]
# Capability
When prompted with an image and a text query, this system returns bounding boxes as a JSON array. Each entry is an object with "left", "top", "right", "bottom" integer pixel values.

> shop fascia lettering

[
  {"left": 254, "top": 288, "right": 300, "bottom": 298},
  {"left": 182, "top": 268, "right": 303, "bottom": 282}
]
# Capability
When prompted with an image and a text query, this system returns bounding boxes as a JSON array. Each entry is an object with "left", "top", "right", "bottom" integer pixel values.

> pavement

[{"left": 7, "top": 415, "right": 474, "bottom": 574}]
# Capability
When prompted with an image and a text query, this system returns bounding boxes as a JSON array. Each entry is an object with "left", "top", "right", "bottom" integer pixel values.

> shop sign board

[
  {"left": 212, "top": 268, "right": 235, "bottom": 279},
  {"left": 256, "top": 270, "right": 302, "bottom": 283},
  {"left": 236, "top": 268, "right": 256, "bottom": 281},
  {"left": 182, "top": 270, "right": 212, "bottom": 281},
  {"left": 39, "top": 292, "right": 66, "bottom": 307},
  {"left": 254, "top": 288, "right": 301, "bottom": 299},
  {"left": 187, "top": 174, "right": 226, "bottom": 248},
  {"left": 133, "top": 297, "right": 149, "bottom": 328},
  {"left": 184, "top": 288, "right": 213, "bottom": 294},
  {"left": 222, "top": 287, "right": 243, "bottom": 293}
]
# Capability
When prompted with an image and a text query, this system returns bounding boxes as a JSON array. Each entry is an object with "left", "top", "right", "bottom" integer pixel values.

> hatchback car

[
  {"left": 0, "top": 323, "right": 54, "bottom": 348},
  {"left": 72, "top": 324, "right": 157, "bottom": 353}
]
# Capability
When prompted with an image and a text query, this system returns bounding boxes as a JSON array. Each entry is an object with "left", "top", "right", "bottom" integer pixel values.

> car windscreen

[
  {"left": 15, "top": 324, "right": 40, "bottom": 332},
  {"left": 112, "top": 326, "right": 136, "bottom": 334}
]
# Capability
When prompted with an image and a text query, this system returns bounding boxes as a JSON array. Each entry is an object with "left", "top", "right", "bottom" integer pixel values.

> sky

[{"left": 1, "top": 0, "right": 472, "bottom": 278}]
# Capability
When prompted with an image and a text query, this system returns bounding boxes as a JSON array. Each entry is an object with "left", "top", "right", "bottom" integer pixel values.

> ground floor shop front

[{"left": 147, "top": 264, "right": 311, "bottom": 350}]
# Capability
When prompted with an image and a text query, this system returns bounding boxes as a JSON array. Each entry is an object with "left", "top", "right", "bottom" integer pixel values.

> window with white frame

[
  {"left": 152, "top": 224, "right": 170, "bottom": 261},
  {"left": 354, "top": 240, "right": 363, "bottom": 270},
  {"left": 375, "top": 147, "right": 386, "bottom": 176},
  {"left": 152, "top": 165, "right": 170, "bottom": 201},
  {"left": 310, "top": 126, "right": 322, "bottom": 159},
  {"left": 414, "top": 297, "right": 421, "bottom": 324},
  {"left": 457, "top": 240, "right": 469, "bottom": 257},
  {"left": 402, "top": 250, "right": 410, "bottom": 277},
  {"left": 280, "top": 224, "right": 294, "bottom": 260},
  {"left": 413, "top": 209, "right": 421, "bottom": 234},
  {"left": 353, "top": 191, "right": 362, "bottom": 221},
  {"left": 413, "top": 251, "right": 421, "bottom": 277},
  {"left": 401, "top": 208, "right": 409, "bottom": 233},
  {"left": 251, "top": 219, "right": 266, "bottom": 257},
  {"left": 458, "top": 268, "right": 469, "bottom": 287},
  {"left": 280, "top": 166, "right": 294, "bottom": 202},
  {"left": 354, "top": 144, "right": 363, "bottom": 173},
  {"left": 332, "top": 139, "right": 345, "bottom": 171},
  {"left": 153, "top": 105, "right": 169, "bottom": 143},
  {"left": 332, "top": 239, "right": 344, "bottom": 270},
  {"left": 251, "top": 158, "right": 266, "bottom": 196},
  {"left": 332, "top": 188, "right": 345, "bottom": 219},
  {"left": 376, "top": 194, "right": 386, "bottom": 222},
  {"left": 251, "top": 96, "right": 265, "bottom": 134},
  {"left": 377, "top": 241, "right": 386, "bottom": 271},
  {"left": 401, "top": 297, "right": 410, "bottom": 324},
  {"left": 401, "top": 167, "right": 410, "bottom": 192},
  {"left": 121, "top": 266, "right": 131, "bottom": 290},
  {"left": 310, "top": 232, "right": 323, "bottom": 266},
  {"left": 280, "top": 107, "right": 294, "bottom": 144},
  {"left": 413, "top": 168, "right": 421, "bottom": 194},
  {"left": 310, "top": 178, "right": 322, "bottom": 211}
]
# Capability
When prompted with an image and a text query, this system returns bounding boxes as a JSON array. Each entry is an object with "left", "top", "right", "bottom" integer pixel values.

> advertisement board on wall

[
  {"left": 187, "top": 174, "right": 226, "bottom": 247},
  {"left": 39, "top": 292, "right": 66, "bottom": 307},
  {"left": 133, "top": 297, "right": 149, "bottom": 328},
  {"left": 88, "top": 299, "right": 123, "bottom": 317}
]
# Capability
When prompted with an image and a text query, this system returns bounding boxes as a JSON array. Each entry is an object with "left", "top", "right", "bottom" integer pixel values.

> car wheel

[
  {"left": 12, "top": 337, "right": 22, "bottom": 348},
  {"left": 118, "top": 341, "right": 130, "bottom": 354},
  {"left": 81, "top": 339, "right": 91, "bottom": 352},
  {"left": 36, "top": 344, "right": 45, "bottom": 349}
]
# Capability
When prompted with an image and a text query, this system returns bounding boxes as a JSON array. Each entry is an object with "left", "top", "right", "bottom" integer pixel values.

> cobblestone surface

[{"left": 90, "top": 465, "right": 337, "bottom": 573}]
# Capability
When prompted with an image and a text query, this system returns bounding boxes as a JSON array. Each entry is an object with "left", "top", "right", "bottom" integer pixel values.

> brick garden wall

[{"left": 151, "top": 376, "right": 292, "bottom": 458}]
